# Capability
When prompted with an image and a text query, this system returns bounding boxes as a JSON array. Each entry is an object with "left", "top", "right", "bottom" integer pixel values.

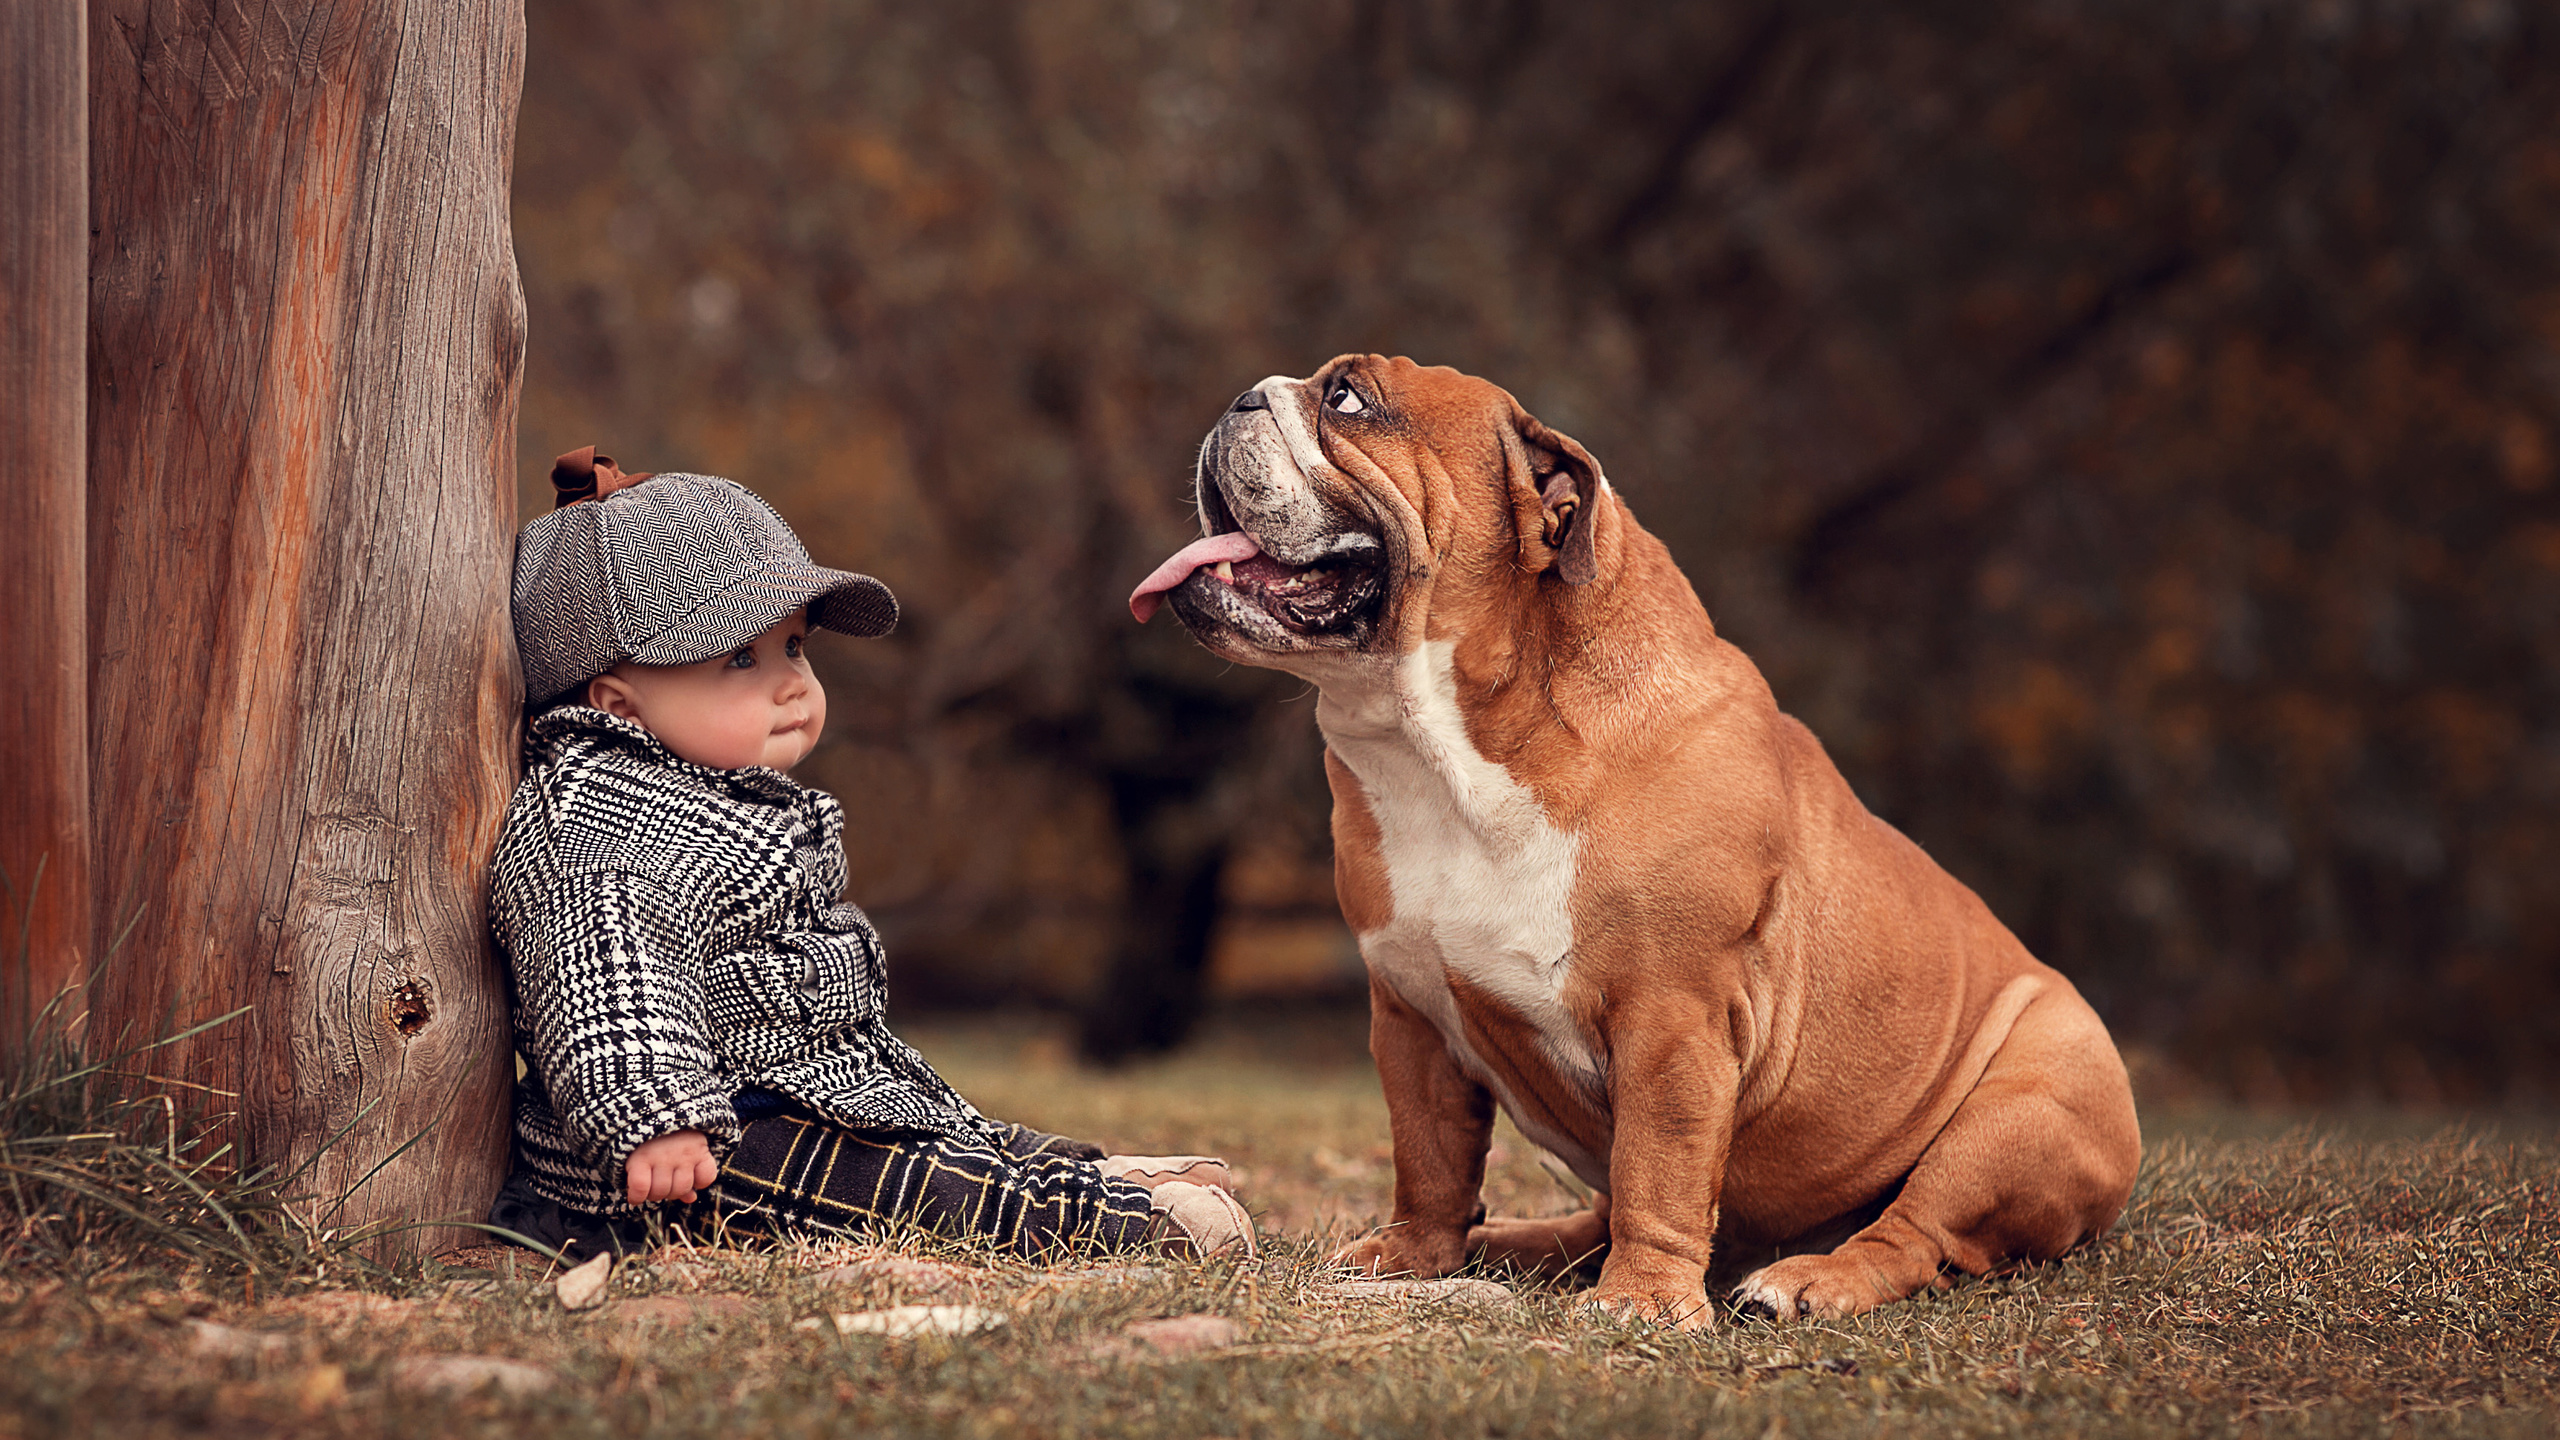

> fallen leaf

[
  {"left": 387, "top": 1355, "right": 557, "bottom": 1397},
  {"left": 811, "top": 1256, "right": 971, "bottom": 1297},
  {"left": 1310, "top": 1278, "right": 1524, "bottom": 1315},
  {"left": 1038, "top": 1266, "right": 1167, "bottom": 1289},
  {"left": 184, "top": 1320, "right": 294, "bottom": 1362},
  {"left": 271, "top": 1293, "right": 423, "bottom": 1326},
  {"left": 828, "top": 1305, "right": 1009, "bottom": 1337},
  {"left": 294, "top": 1364, "right": 348, "bottom": 1413},
  {"left": 618, "top": 1294, "right": 754, "bottom": 1326},
  {"left": 646, "top": 1260, "right": 726, "bottom": 1292},
  {"left": 1116, "top": 1315, "right": 1243, "bottom": 1357}
]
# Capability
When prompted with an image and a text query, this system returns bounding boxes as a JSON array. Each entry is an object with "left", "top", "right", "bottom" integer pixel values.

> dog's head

[{"left": 1130, "top": 355, "right": 1613, "bottom": 673}]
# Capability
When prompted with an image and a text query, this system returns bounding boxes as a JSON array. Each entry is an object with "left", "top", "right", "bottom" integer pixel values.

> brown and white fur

[{"left": 1146, "top": 356, "right": 2141, "bottom": 1327}]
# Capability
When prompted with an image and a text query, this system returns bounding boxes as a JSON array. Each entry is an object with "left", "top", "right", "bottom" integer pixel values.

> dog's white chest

[{"left": 1316, "top": 642, "right": 1607, "bottom": 1183}]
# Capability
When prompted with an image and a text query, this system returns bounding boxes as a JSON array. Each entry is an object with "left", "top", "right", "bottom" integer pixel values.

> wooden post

[
  {"left": 85, "top": 0, "right": 525, "bottom": 1254},
  {"left": 0, "top": 1, "right": 92, "bottom": 1059}
]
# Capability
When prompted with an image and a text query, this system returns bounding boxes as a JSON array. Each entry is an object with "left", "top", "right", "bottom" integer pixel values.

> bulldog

[{"left": 1130, "top": 357, "right": 2142, "bottom": 1327}]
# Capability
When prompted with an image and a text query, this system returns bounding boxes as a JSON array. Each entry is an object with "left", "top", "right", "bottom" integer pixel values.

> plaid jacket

[{"left": 491, "top": 706, "right": 998, "bottom": 1215}]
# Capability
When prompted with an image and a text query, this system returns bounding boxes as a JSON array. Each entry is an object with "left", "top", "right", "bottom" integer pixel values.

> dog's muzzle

[{"left": 1128, "top": 406, "right": 1388, "bottom": 647}]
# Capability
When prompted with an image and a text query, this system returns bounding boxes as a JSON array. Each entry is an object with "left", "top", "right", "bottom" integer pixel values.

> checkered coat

[{"left": 492, "top": 706, "right": 998, "bottom": 1215}]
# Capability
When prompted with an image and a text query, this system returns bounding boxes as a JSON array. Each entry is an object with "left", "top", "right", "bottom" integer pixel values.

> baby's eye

[
  {"left": 785, "top": 634, "right": 805, "bottom": 660},
  {"left": 726, "top": 647, "right": 756, "bottom": 669}
]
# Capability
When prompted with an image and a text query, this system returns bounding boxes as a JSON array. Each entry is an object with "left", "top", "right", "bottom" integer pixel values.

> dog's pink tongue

[{"left": 1129, "top": 531, "right": 1262, "bottom": 622}]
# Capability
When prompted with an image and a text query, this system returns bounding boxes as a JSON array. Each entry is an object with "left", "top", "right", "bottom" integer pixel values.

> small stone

[
  {"left": 1310, "top": 1278, "right": 1524, "bottom": 1315},
  {"left": 829, "top": 1305, "right": 1009, "bottom": 1337},
  {"left": 387, "top": 1355, "right": 557, "bottom": 1397},
  {"left": 811, "top": 1256, "right": 969, "bottom": 1297},
  {"left": 553, "top": 1252, "right": 612, "bottom": 1312}
]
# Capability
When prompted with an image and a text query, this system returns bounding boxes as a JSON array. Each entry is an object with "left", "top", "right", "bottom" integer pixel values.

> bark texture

[
  {"left": 0, "top": 1, "right": 92, "bottom": 1055},
  {"left": 86, "top": 0, "right": 525, "bottom": 1253}
]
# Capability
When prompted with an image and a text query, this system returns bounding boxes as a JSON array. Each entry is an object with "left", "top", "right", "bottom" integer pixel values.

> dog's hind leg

[
  {"left": 1468, "top": 1193, "right": 1610, "bottom": 1281},
  {"left": 1732, "top": 981, "right": 2141, "bottom": 1319}
]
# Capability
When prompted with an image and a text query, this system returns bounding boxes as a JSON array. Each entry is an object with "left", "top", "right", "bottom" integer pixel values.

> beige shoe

[
  {"left": 1146, "top": 1181, "right": 1258, "bottom": 1260},
  {"left": 1099, "top": 1154, "right": 1240, "bottom": 1196}
]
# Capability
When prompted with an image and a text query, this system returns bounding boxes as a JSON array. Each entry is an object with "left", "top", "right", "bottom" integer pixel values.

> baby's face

[{"left": 586, "top": 609, "right": 827, "bottom": 770}]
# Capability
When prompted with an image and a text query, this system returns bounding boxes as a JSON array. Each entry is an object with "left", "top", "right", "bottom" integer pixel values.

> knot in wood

[{"left": 387, "top": 978, "right": 433, "bottom": 1037}]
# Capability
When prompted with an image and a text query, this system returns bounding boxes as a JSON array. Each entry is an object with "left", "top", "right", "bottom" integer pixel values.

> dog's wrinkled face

[
  {"left": 1132, "top": 355, "right": 1597, "bottom": 671},
  {"left": 1155, "top": 360, "right": 1401, "bottom": 659}
]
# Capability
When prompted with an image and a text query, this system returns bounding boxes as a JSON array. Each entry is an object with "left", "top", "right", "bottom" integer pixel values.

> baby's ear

[{"left": 586, "top": 672, "right": 642, "bottom": 719}]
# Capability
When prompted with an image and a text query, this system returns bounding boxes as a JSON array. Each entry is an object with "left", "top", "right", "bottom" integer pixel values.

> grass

[
  {"left": 0, "top": 1008, "right": 2552, "bottom": 1439},
  {"left": 0, "top": 1003, "right": 415, "bottom": 1286}
]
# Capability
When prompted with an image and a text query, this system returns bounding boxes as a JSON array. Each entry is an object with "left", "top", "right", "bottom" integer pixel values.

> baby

[{"left": 485, "top": 449, "right": 1252, "bottom": 1261}]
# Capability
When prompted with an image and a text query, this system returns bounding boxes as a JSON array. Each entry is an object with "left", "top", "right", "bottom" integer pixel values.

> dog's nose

[{"left": 1230, "top": 389, "right": 1269, "bottom": 413}]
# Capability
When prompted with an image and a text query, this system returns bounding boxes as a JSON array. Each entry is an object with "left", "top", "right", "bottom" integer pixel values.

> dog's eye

[{"left": 1327, "top": 381, "right": 1366, "bottom": 416}]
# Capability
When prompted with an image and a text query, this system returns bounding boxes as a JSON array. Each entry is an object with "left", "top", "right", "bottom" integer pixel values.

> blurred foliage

[{"left": 513, "top": 0, "right": 2560, "bottom": 1096}]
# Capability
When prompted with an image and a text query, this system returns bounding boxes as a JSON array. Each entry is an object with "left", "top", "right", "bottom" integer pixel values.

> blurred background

[{"left": 513, "top": 0, "right": 2560, "bottom": 1102}]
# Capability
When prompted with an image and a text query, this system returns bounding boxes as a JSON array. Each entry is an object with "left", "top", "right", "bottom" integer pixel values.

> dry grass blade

[{"left": 0, "top": 1005, "right": 419, "bottom": 1288}]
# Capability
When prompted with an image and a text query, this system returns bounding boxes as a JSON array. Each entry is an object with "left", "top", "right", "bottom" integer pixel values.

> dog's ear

[{"left": 1510, "top": 405, "right": 1605, "bottom": 586}]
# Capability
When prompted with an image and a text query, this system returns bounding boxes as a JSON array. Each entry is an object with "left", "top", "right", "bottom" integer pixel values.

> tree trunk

[
  {"left": 0, "top": 2, "right": 92, "bottom": 1060},
  {"left": 85, "top": 0, "right": 525, "bottom": 1255}
]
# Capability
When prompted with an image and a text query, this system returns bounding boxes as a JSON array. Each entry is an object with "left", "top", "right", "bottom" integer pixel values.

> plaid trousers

[
  {"left": 700, "top": 1111, "right": 1157, "bottom": 1258},
  {"left": 490, "top": 1110, "right": 1156, "bottom": 1260}
]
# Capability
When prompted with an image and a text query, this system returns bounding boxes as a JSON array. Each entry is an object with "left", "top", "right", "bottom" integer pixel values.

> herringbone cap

[{"left": 513, "top": 473, "right": 897, "bottom": 707}]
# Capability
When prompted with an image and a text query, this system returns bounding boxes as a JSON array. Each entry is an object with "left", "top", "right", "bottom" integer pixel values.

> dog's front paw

[
  {"left": 1581, "top": 1281, "right": 1717, "bottom": 1332},
  {"left": 1328, "top": 1227, "right": 1465, "bottom": 1279},
  {"left": 1732, "top": 1253, "right": 1904, "bottom": 1320}
]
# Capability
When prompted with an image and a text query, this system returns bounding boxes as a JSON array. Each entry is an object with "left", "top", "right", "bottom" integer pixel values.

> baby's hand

[{"left": 625, "top": 1129, "right": 719, "bottom": 1206}]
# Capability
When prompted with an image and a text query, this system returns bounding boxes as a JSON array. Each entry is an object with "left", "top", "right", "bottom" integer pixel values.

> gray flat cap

[{"left": 513, "top": 472, "right": 897, "bottom": 708}]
